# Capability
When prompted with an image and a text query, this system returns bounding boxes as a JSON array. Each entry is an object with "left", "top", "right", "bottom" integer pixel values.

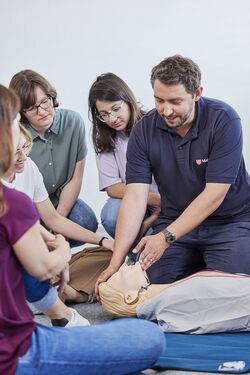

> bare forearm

[
  {"left": 40, "top": 246, "right": 70, "bottom": 280},
  {"left": 110, "top": 184, "right": 148, "bottom": 268},
  {"left": 37, "top": 199, "right": 113, "bottom": 249},
  {"left": 57, "top": 180, "right": 81, "bottom": 217},
  {"left": 14, "top": 224, "right": 71, "bottom": 281},
  {"left": 47, "top": 215, "right": 102, "bottom": 245},
  {"left": 57, "top": 159, "right": 85, "bottom": 216},
  {"left": 147, "top": 192, "right": 161, "bottom": 207},
  {"left": 106, "top": 183, "right": 126, "bottom": 199},
  {"left": 107, "top": 184, "right": 161, "bottom": 210},
  {"left": 166, "top": 183, "right": 230, "bottom": 241}
]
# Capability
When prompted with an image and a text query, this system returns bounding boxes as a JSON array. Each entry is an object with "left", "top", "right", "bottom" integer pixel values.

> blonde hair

[
  {"left": 19, "top": 124, "right": 32, "bottom": 148},
  {"left": 99, "top": 282, "right": 148, "bottom": 318},
  {"left": 0, "top": 85, "right": 20, "bottom": 216}
]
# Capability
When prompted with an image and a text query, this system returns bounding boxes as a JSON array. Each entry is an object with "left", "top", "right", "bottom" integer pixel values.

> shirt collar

[
  {"left": 50, "top": 108, "right": 60, "bottom": 134},
  {"left": 24, "top": 108, "right": 60, "bottom": 140}
]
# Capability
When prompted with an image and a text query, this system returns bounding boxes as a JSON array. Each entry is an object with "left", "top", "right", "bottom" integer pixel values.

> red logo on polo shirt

[{"left": 196, "top": 159, "right": 208, "bottom": 165}]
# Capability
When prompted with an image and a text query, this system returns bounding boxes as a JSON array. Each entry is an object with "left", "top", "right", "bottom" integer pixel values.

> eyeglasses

[
  {"left": 15, "top": 142, "right": 32, "bottom": 157},
  {"left": 23, "top": 96, "right": 52, "bottom": 115},
  {"left": 96, "top": 101, "right": 124, "bottom": 122}
]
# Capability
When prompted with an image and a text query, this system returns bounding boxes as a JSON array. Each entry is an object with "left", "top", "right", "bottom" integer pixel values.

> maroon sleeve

[{"left": 2, "top": 186, "right": 40, "bottom": 245}]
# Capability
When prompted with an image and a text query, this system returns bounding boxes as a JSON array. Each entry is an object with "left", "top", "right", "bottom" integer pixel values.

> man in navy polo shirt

[{"left": 96, "top": 55, "right": 250, "bottom": 287}]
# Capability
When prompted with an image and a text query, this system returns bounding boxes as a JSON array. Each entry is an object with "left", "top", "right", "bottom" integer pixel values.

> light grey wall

[{"left": 1, "top": 0, "right": 250, "bottom": 219}]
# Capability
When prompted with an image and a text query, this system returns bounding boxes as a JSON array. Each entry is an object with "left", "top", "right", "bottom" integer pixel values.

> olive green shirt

[{"left": 24, "top": 108, "right": 87, "bottom": 208}]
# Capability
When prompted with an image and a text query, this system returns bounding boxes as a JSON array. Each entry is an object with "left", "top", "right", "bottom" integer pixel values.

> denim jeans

[
  {"left": 67, "top": 198, "right": 98, "bottom": 247},
  {"left": 23, "top": 269, "right": 57, "bottom": 311},
  {"left": 15, "top": 319, "right": 164, "bottom": 375},
  {"left": 101, "top": 198, "right": 154, "bottom": 239},
  {"left": 101, "top": 198, "right": 121, "bottom": 238}
]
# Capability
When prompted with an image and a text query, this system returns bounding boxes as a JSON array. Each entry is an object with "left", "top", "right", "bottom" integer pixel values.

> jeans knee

[
  {"left": 101, "top": 212, "right": 117, "bottom": 238},
  {"left": 100, "top": 198, "right": 121, "bottom": 238},
  {"left": 68, "top": 199, "right": 98, "bottom": 233},
  {"left": 23, "top": 271, "right": 51, "bottom": 302}
]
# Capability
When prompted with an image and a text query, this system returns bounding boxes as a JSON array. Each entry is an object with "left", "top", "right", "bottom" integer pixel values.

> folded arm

[{"left": 13, "top": 221, "right": 71, "bottom": 281}]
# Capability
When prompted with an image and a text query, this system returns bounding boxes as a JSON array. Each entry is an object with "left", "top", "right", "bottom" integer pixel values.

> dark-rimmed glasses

[{"left": 23, "top": 96, "right": 52, "bottom": 115}]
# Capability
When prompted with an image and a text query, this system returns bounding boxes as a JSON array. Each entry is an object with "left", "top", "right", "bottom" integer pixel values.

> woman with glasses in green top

[{"left": 9, "top": 70, "right": 98, "bottom": 247}]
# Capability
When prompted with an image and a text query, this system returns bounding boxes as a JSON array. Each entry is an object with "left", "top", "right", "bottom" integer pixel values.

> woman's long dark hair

[
  {"left": 88, "top": 73, "right": 145, "bottom": 154},
  {"left": 0, "top": 85, "right": 20, "bottom": 216}
]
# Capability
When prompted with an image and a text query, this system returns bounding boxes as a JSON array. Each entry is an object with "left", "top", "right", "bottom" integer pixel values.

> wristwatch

[
  {"left": 161, "top": 228, "right": 176, "bottom": 243},
  {"left": 98, "top": 236, "right": 108, "bottom": 246}
]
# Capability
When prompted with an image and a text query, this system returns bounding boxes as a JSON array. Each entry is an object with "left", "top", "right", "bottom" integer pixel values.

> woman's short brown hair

[{"left": 9, "top": 69, "right": 59, "bottom": 123}]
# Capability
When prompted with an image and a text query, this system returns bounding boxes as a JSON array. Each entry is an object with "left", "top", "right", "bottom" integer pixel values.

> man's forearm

[
  {"left": 166, "top": 183, "right": 230, "bottom": 241},
  {"left": 110, "top": 184, "right": 149, "bottom": 268}
]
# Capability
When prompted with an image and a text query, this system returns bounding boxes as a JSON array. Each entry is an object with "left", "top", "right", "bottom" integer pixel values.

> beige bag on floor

[{"left": 60, "top": 246, "right": 113, "bottom": 302}]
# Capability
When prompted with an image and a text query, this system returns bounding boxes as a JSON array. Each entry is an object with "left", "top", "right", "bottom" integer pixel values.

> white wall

[{"left": 1, "top": 0, "right": 250, "bottom": 220}]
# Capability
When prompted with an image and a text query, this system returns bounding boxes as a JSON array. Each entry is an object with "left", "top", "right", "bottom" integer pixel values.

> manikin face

[
  {"left": 13, "top": 133, "right": 31, "bottom": 174},
  {"left": 153, "top": 79, "right": 203, "bottom": 136},
  {"left": 23, "top": 86, "right": 54, "bottom": 134},
  {"left": 95, "top": 100, "right": 131, "bottom": 132}
]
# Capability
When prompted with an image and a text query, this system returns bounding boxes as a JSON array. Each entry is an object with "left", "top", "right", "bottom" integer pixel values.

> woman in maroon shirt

[{"left": 0, "top": 85, "right": 71, "bottom": 373}]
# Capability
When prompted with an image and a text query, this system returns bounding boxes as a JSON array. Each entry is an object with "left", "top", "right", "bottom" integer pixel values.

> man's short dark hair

[{"left": 151, "top": 55, "right": 201, "bottom": 96}]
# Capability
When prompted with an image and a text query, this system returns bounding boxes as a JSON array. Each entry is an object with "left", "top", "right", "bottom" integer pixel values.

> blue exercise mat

[{"left": 155, "top": 332, "right": 250, "bottom": 373}]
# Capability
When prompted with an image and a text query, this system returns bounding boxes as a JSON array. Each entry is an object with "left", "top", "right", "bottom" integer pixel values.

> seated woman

[
  {"left": 88, "top": 73, "right": 160, "bottom": 238},
  {"left": 2, "top": 124, "right": 113, "bottom": 326},
  {"left": 0, "top": 84, "right": 164, "bottom": 375},
  {"left": 10, "top": 69, "right": 98, "bottom": 247}
]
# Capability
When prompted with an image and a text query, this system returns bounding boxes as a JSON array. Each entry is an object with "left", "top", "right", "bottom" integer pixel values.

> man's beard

[{"left": 166, "top": 104, "right": 194, "bottom": 129}]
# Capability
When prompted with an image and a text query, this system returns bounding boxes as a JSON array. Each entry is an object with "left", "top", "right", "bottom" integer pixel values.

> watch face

[
  {"left": 162, "top": 228, "right": 176, "bottom": 243},
  {"left": 169, "top": 234, "right": 175, "bottom": 242}
]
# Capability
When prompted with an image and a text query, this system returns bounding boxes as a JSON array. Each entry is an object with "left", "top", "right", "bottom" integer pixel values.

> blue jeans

[
  {"left": 23, "top": 270, "right": 57, "bottom": 311},
  {"left": 15, "top": 319, "right": 164, "bottom": 375},
  {"left": 101, "top": 198, "right": 154, "bottom": 239},
  {"left": 101, "top": 198, "right": 121, "bottom": 238},
  {"left": 67, "top": 198, "right": 98, "bottom": 247}
]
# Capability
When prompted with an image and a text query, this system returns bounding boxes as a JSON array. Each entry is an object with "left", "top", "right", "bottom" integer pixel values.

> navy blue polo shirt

[{"left": 126, "top": 97, "right": 250, "bottom": 228}]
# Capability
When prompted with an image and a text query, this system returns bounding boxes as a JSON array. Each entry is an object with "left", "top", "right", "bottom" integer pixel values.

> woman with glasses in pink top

[{"left": 89, "top": 73, "right": 160, "bottom": 239}]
